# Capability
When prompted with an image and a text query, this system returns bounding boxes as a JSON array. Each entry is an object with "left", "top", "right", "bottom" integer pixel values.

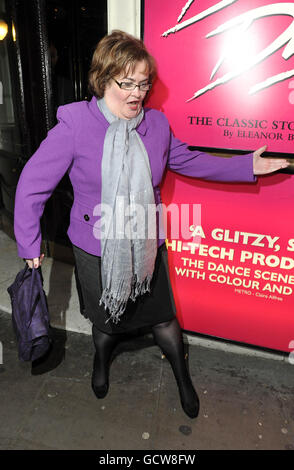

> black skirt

[{"left": 72, "top": 243, "right": 176, "bottom": 335}]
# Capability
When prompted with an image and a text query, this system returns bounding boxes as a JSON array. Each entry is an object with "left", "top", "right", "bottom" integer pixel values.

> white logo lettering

[{"left": 162, "top": 1, "right": 294, "bottom": 101}]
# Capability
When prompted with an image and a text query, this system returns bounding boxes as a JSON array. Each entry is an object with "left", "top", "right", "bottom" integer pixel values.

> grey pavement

[
  {"left": 1, "top": 309, "right": 294, "bottom": 450},
  {"left": 1, "top": 227, "right": 294, "bottom": 450}
]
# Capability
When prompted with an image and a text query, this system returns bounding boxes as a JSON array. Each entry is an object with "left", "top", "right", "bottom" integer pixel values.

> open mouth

[{"left": 128, "top": 101, "right": 140, "bottom": 110}]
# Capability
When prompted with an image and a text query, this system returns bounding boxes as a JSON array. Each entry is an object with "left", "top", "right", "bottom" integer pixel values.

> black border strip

[{"left": 140, "top": 0, "right": 145, "bottom": 40}]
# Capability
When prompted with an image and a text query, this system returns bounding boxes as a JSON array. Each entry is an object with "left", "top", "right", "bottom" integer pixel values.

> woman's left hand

[{"left": 253, "top": 145, "right": 290, "bottom": 175}]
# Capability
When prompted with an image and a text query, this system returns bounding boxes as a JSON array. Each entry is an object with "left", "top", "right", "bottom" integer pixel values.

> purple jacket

[{"left": 14, "top": 96, "right": 255, "bottom": 259}]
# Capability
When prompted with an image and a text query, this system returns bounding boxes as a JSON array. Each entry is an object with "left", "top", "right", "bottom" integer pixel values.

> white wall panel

[{"left": 107, "top": 0, "right": 141, "bottom": 37}]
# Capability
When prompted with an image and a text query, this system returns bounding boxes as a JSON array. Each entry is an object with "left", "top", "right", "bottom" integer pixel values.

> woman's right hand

[{"left": 25, "top": 253, "right": 45, "bottom": 269}]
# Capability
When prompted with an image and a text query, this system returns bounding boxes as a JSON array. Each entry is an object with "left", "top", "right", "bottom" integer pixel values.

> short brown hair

[{"left": 88, "top": 30, "right": 157, "bottom": 98}]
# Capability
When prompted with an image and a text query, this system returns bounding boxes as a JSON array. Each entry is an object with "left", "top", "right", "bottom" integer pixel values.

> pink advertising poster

[
  {"left": 144, "top": 0, "right": 294, "bottom": 352},
  {"left": 144, "top": 0, "right": 294, "bottom": 154}
]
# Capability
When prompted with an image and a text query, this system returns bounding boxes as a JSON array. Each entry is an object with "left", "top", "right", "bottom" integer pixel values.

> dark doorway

[
  {"left": 0, "top": 0, "right": 107, "bottom": 263},
  {"left": 43, "top": 0, "right": 107, "bottom": 262},
  {"left": 47, "top": 0, "right": 107, "bottom": 110}
]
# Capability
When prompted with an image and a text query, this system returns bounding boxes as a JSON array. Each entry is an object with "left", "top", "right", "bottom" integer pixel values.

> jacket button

[{"left": 84, "top": 214, "right": 90, "bottom": 221}]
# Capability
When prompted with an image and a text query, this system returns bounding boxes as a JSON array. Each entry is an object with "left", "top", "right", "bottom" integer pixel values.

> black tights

[
  {"left": 91, "top": 325, "right": 120, "bottom": 398},
  {"left": 91, "top": 318, "right": 199, "bottom": 418},
  {"left": 151, "top": 318, "right": 199, "bottom": 418}
]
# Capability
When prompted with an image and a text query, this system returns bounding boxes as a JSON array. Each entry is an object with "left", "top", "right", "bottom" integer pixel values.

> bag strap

[
  {"left": 34, "top": 268, "right": 48, "bottom": 316},
  {"left": 27, "top": 267, "right": 48, "bottom": 328}
]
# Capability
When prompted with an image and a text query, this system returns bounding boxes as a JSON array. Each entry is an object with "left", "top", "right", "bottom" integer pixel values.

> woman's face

[{"left": 104, "top": 60, "right": 149, "bottom": 120}]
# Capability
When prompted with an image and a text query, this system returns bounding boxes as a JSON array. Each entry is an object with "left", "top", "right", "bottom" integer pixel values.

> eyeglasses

[{"left": 112, "top": 78, "right": 152, "bottom": 92}]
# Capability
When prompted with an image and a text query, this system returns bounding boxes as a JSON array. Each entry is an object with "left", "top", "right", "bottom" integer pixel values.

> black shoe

[
  {"left": 91, "top": 378, "right": 109, "bottom": 399},
  {"left": 91, "top": 352, "right": 109, "bottom": 399},
  {"left": 177, "top": 375, "right": 200, "bottom": 419},
  {"left": 180, "top": 391, "right": 200, "bottom": 419}
]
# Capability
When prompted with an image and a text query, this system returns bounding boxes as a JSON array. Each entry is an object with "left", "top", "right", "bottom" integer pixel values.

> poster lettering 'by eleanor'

[
  {"left": 144, "top": 0, "right": 294, "bottom": 352},
  {"left": 144, "top": 0, "right": 294, "bottom": 154}
]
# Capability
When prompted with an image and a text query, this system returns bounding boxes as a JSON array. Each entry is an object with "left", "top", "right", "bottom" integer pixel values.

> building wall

[{"left": 107, "top": 0, "right": 141, "bottom": 37}]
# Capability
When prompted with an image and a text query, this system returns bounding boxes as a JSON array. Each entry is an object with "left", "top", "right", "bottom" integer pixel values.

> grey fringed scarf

[{"left": 97, "top": 98, "right": 157, "bottom": 324}]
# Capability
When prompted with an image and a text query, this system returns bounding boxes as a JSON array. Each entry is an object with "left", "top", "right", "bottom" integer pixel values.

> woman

[{"left": 14, "top": 30, "right": 288, "bottom": 419}]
